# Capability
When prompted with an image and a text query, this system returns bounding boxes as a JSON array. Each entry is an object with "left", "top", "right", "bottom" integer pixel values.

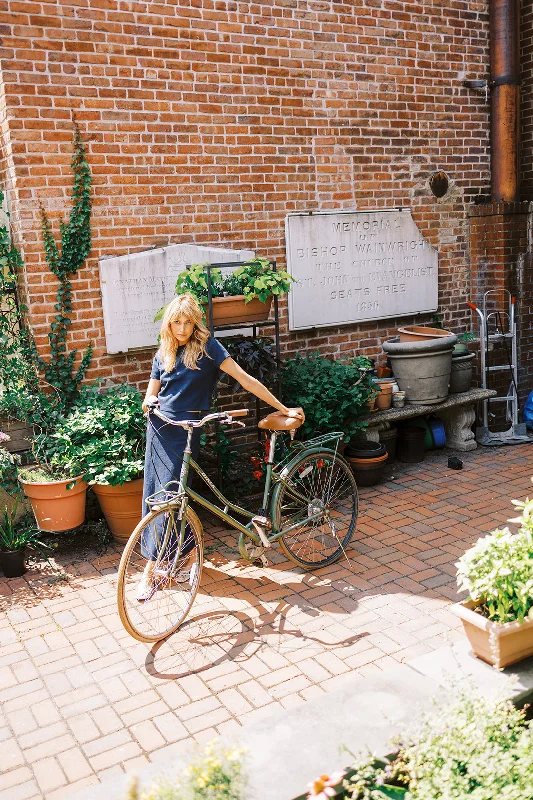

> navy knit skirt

[{"left": 142, "top": 413, "right": 201, "bottom": 560}]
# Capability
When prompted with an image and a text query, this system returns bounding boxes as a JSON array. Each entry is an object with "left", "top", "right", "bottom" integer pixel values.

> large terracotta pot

[
  {"left": 453, "top": 598, "right": 533, "bottom": 669},
  {"left": 19, "top": 473, "right": 87, "bottom": 532},
  {"left": 397, "top": 325, "right": 454, "bottom": 343},
  {"left": 204, "top": 295, "right": 272, "bottom": 327},
  {"left": 92, "top": 478, "right": 144, "bottom": 544}
]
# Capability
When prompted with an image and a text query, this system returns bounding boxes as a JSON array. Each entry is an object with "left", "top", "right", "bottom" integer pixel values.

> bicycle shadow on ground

[{"left": 144, "top": 590, "right": 370, "bottom": 682}]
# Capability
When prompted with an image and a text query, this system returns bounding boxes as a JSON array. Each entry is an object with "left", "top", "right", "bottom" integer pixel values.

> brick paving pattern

[{"left": 1, "top": 445, "right": 532, "bottom": 799}]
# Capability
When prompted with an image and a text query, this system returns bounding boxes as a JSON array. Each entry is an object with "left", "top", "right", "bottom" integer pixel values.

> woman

[{"left": 138, "top": 292, "right": 304, "bottom": 599}]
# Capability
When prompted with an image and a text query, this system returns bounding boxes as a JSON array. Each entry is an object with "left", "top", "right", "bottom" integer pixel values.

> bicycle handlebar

[{"left": 148, "top": 407, "right": 248, "bottom": 428}]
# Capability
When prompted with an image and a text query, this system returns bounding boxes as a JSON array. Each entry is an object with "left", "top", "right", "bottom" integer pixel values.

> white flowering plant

[{"left": 456, "top": 492, "right": 533, "bottom": 624}]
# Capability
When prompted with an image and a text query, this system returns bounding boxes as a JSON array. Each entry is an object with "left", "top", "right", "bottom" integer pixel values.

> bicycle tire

[
  {"left": 117, "top": 505, "right": 203, "bottom": 642},
  {"left": 272, "top": 448, "right": 358, "bottom": 569}
]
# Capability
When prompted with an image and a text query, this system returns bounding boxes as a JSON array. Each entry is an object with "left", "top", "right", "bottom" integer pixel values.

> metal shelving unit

[{"left": 202, "top": 261, "right": 282, "bottom": 489}]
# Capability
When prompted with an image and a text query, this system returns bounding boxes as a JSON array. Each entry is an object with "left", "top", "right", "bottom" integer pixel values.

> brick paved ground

[{"left": 1, "top": 444, "right": 533, "bottom": 800}]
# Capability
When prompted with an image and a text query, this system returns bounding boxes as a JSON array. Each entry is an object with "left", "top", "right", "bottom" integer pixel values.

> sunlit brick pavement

[{"left": 1, "top": 444, "right": 533, "bottom": 799}]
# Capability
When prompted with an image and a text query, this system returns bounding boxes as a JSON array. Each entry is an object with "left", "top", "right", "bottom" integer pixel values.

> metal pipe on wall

[{"left": 490, "top": 0, "right": 520, "bottom": 202}]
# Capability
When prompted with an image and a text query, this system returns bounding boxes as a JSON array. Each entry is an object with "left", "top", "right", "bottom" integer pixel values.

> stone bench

[{"left": 365, "top": 387, "right": 497, "bottom": 451}]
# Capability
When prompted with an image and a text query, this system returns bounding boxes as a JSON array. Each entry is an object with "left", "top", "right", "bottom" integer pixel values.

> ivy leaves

[{"left": 36, "top": 122, "right": 93, "bottom": 409}]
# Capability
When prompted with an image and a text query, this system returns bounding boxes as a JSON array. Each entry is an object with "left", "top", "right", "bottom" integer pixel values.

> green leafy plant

[
  {"left": 281, "top": 353, "right": 375, "bottom": 443},
  {"left": 0, "top": 505, "right": 48, "bottom": 552},
  {"left": 0, "top": 193, "right": 39, "bottom": 401},
  {"left": 32, "top": 384, "right": 145, "bottom": 486},
  {"left": 457, "top": 330, "right": 476, "bottom": 343},
  {"left": 31, "top": 121, "right": 93, "bottom": 409},
  {"left": 124, "top": 741, "right": 247, "bottom": 800},
  {"left": 232, "top": 258, "right": 294, "bottom": 303},
  {"left": 219, "top": 337, "right": 277, "bottom": 391},
  {"left": 456, "top": 494, "right": 533, "bottom": 623},
  {"left": 394, "top": 692, "right": 533, "bottom": 800}
]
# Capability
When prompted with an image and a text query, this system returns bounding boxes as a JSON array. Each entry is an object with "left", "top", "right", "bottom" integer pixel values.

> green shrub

[
  {"left": 395, "top": 693, "right": 533, "bottom": 800},
  {"left": 33, "top": 384, "right": 145, "bottom": 486},
  {"left": 281, "top": 353, "right": 374, "bottom": 443}
]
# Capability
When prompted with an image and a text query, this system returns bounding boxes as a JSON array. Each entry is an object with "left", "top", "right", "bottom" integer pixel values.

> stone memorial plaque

[
  {"left": 99, "top": 244, "right": 254, "bottom": 353},
  {"left": 286, "top": 209, "right": 438, "bottom": 331}
]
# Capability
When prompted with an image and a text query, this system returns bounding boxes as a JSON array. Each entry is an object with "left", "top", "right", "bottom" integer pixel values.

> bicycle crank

[{"left": 238, "top": 532, "right": 269, "bottom": 567}]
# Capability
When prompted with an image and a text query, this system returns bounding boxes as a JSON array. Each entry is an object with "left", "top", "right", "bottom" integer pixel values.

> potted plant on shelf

[
  {"left": 155, "top": 258, "right": 294, "bottom": 327},
  {"left": 40, "top": 384, "right": 146, "bottom": 543},
  {"left": 0, "top": 504, "right": 49, "bottom": 578},
  {"left": 453, "top": 490, "right": 533, "bottom": 668}
]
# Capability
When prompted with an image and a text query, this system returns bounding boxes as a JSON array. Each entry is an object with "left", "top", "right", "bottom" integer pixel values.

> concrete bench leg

[{"left": 438, "top": 404, "right": 477, "bottom": 451}]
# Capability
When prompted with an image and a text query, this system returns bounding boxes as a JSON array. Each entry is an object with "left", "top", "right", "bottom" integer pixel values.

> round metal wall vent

[{"left": 429, "top": 171, "right": 450, "bottom": 198}]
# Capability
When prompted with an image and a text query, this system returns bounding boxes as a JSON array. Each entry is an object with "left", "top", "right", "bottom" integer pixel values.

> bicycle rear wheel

[
  {"left": 117, "top": 505, "right": 203, "bottom": 642},
  {"left": 273, "top": 449, "right": 358, "bottom": 569}
]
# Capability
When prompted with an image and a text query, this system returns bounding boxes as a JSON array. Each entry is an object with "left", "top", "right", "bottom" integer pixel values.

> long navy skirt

[{"left": 142, "top": 413, "right": 201, "bottom": 560}]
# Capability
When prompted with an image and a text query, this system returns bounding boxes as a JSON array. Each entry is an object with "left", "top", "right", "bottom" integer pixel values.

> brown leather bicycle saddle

[{"left": 258, "top": 409, "right": 304, "bottom": 431}]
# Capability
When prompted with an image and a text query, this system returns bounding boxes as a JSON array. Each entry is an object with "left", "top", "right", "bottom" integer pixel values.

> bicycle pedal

[
  {"left": 253, "top": 555, "right": 269, "bottom": 568},
  {"left": 251, "top": 516, "right": 272, "bottom": 548}
]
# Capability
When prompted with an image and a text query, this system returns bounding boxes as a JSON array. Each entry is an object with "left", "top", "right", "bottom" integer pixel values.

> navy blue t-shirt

[{"left": 151, "top": 337, "right": 230, "bottom": 420}]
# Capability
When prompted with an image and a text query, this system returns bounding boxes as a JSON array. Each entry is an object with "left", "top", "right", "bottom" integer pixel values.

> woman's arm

[
  {"left": 142, "top": 378, "right": 161, "bottom": 413},
  {"left": 219, "top": 358, "right": 304, "bottom": 420}
]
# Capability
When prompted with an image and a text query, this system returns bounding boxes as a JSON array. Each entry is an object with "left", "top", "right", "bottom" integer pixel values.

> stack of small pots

[{"left": 344, "top": 440, "right": 388, "bottom": 486}]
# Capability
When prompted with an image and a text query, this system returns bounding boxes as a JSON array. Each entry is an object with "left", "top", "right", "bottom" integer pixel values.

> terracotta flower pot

[
  {"left": 204, "top": 295, "right": 272, "bottom": 327},
  {"left": 453, "top": 598, "right": 533, "bottom": 669},
  {"left": 375, "top": 383, "right": 393, "bottom": 410},
  {"left": 19, "top": 472, "right": 87, "bottom": 532},
  {"left": 92, "top": 478, "right": 144, "bottom": 544},
  {"left": 397, "top": 325, "right": 454, "bottom": 343}
]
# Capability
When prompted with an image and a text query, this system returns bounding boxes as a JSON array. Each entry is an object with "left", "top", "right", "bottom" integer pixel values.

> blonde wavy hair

[{"left": 159, "top": 294, "right": 211, "bottom": 371}]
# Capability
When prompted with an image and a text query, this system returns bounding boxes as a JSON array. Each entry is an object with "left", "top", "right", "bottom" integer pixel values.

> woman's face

[{"left": 170, "top": 315, "right": 194, "bottom": 346}]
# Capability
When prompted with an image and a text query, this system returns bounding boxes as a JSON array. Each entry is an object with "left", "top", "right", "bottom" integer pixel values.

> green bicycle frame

[{"left": 163, "top": 427, "right": 338, "bottom": 554}]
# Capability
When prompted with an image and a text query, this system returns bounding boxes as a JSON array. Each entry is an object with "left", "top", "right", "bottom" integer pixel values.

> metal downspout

[{"left": 490, "top": 0, "right": 521, "bottom": 202}]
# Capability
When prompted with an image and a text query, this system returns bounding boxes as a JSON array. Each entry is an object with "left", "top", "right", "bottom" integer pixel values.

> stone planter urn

[
  {"left": 449, "top": 352, "right": 475, "bottom": 394},
  {"left": 382, "top": 334, "right": 457, "bottom": 405}
]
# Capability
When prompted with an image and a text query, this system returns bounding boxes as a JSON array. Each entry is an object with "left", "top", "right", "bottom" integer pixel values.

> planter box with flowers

[
  {"left": 155, "top": 258, "right": 294, "bottom": 327},
  {"left": 452, "top": 489, "right": 533, "bottom": 669}
]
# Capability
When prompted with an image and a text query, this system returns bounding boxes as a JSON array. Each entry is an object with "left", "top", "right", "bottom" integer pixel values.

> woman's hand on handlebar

[{"left": 142, "top": 395, "right": 160, "bottom": 414}]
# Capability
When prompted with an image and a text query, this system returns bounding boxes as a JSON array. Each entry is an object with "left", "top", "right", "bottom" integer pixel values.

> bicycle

[{"left": 117, "top": 407, "right": 358, "bottom": 642}]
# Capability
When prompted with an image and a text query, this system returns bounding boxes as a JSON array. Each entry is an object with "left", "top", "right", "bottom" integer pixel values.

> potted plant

[
  {"left": 40, "top": 384, "right": 145, "bottom": 543},
  {"left": 453, "top": 492, "right": 533, "bottom": 668},
  {"left": 17, "top": 463, "right": 88, "bottom": 533},
  {"left": 0, "top": 504, "right": 49, "bottom": 578},
  {"left": 155, "top": 258, "right": 294, "bottom": 327}
]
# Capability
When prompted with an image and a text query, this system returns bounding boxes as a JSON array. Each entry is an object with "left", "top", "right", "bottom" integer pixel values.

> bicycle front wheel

[
  {"left": 273, "top": 449, "right": 358, "bottom": 569},
  {"left": 117, "top": 505, "right": 203, "bottom": 642}
]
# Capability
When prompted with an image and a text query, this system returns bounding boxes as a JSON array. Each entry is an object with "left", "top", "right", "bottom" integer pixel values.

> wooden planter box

[
  {"left": 0, "top": 417, "right": 33, "bottom": 453},
  {"left": 204, "top": 295, "right": 272, "bottom": 327},
  {"left": 453, "top": 598, "right": 533, "bottom": 669}
]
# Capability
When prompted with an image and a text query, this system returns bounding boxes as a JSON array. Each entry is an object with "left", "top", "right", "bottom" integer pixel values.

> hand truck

[{"left": 468, "top": 290, "right": 530, "bottom": 446}]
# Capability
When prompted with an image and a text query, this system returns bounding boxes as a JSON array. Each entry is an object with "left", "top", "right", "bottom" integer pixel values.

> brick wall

[{"left": 0, "top": 0, "right": 491, "bottom": 390}]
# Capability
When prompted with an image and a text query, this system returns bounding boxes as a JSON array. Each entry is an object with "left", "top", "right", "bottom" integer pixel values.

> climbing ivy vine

[{"left": 33, "top": 122, "right": 93, "bottom": 408}]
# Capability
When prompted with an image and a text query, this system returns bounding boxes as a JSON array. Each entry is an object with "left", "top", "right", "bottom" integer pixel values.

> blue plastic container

[{"left": 428, "top": 417, "right": 446, "bottom": 448}]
